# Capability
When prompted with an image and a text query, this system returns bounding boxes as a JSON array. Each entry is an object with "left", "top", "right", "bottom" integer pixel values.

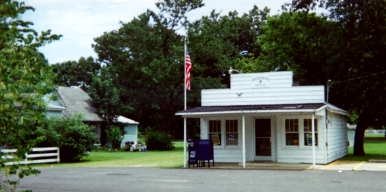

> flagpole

[{"left": 183, "top": 37, "right": 187, "bottom": 168}]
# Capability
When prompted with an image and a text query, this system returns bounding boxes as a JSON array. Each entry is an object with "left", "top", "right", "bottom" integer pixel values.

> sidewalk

[
  {"left": 193, "top": 160, "right": 386, "bottom": 171},
  {"left": 319, "top": 160, "right": 386, "bottom": 171}
]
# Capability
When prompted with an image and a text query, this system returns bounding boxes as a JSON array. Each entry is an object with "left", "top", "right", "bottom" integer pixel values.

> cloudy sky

[{"left": 23, "top": 0, "right": 291, "bottom": 64}]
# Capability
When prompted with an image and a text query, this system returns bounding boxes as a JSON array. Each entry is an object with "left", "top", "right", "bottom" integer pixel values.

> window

[
  {"left": 226, "top": 120, "right": 238, "bottom": 146},
  {"left": 304, "top": 119, "right": 318, "bottom": 146},
  {"left": 285, "top": 119, "right": 299, "bottom": 146},
  {"left": 209, "top": 120, "right": 221, "bottom": 146}
]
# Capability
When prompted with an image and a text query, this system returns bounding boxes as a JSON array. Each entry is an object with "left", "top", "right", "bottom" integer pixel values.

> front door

[{"left": 255, "top": 119, "right": 272, "bottom": 161}]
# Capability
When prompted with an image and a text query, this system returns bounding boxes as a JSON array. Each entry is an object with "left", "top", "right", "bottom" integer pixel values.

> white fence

[
  {"left": 1, "top": 147, "right": 60, "bottom": 166},
  {"left": 365, "top": 129, "right": 385, "bottom": 134}
]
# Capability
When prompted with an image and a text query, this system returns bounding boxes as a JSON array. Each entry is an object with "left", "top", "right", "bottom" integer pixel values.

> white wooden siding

[
  {"left": 230, "top": 71, "right": 293, "bottom": 89},
  {"left": 201, "top": 113, "right": 332, "bottom": 164},
  {"left": 276, "top": 114, "right": 328, "bottom": 164},
  {"left": 327, "top": 112, "right": 348, "bottom": 163},
  {"left": 121, "top": 124, "right": 138, "bottom": 147},
  {"left": 214, "top": 149, "right": 243, "bottom": 162},
  {"left": 202, "top": 86, "right": 325, "bottom": 106},
  {"left": 244, "top": 116, "right": 255, "bottom": 161},
  {"left": 200, "top": 117, "right": 246, "bottom": 163},
  {"left": 200, "top": 118, "right": 209, "bottom": 139}
]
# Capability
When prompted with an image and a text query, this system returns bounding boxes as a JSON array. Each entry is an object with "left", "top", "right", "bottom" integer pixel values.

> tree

[
  {"left": 0, "top": 0, "right": 61, "bottom": 190},
  {"left": 92, "top": 0, "right": 205, "bottom": 135},
  {"left": 281, "top": 0, "right": 386, "bottom": 155},
  {"left": 36, "top": 114, "right": 98, "bottom": 162},
  {"left": 257, "top": 11, "right": 334, "bottom": 84},
  {"left": 187, "top": 6, "right": 270, "bottom": 87},
  {"left": 89, "top": 68, "right": 124, "bottom": 124},
  {"left": 105, "top": 126, "right": 123, "bottom": 151},
  {"left": 52, "top": 56, "right": 100, "bottom": 91}
]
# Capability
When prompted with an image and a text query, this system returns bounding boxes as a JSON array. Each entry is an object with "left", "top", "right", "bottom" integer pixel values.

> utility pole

[{"left": 326, "top": 79, "right": 332, "bottom": 103}]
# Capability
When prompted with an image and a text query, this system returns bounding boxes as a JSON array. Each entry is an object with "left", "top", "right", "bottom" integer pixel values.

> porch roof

[{"left": 176, "top": 103, "right": 349, "bottom": 117}]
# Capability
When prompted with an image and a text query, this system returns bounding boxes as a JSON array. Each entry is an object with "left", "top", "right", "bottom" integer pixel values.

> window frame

[
  {"left": 225, "top": 119, "right": 238, "bottom": 146},
  {"left": 284, "top": 118, "right": 299, "bottom": 146},
  {"left": 304, "top": 119, "right": 318, "bottom": 146},
  {"left": 207, "top": 118, "right": 240, "bottom": 148},
  {"left": 208, "top": 120, "right": 221, "bottom": 146}
]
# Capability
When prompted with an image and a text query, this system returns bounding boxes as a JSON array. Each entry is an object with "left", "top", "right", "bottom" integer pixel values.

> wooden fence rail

[{"left": 1, "top": 147, "right": 60, "bottom": 166}]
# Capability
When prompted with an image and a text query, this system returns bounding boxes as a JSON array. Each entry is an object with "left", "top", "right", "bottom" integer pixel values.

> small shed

[
  {"left": 117, "top": 116, "right": 140, "bottom": 147},
  {"left": 176, "top": 71, "right": 349, "bottom": 166}
]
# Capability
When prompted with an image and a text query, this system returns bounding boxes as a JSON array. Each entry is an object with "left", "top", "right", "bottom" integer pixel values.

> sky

[{"left": 22, "top": 0, "right": 292, "bottom": 64}]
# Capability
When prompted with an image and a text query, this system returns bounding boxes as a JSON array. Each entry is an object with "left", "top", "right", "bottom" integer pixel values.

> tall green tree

[
  {"left": 281, "top": 0, "right": 386, "bottom": 156},
  {"left": 92, "top": 0, "right": 204, "bottom": 134},
  {"left": 188, "top": 6, "right": 270, "bottom": 87},
  {"left": 257, "top": 11, "right": 334, "bottom": 84},
  {"left": 89, "top": 68, "right": 124, "bottom": 124},
  {"left": 0, "top": 0, "right": 61, "bottom": 190},
  {"left": 52, "top": 56, "right": 100, "bottom": 90}
]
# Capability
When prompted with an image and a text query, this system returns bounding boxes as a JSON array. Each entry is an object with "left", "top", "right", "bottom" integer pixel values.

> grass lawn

[
  {"left": 341, "top": 133, "right": 386, "bottom": 161},
  {"left": 36, "top": 142, "right": 185, "bottom": 168}
]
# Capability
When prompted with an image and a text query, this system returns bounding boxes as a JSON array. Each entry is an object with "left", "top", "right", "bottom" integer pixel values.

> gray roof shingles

[
  {"left": 57, "top": 86, "right": 104, "bottom": 122},
  {"left": 177, "top": 103, "right": 326, "bottom": 114}
]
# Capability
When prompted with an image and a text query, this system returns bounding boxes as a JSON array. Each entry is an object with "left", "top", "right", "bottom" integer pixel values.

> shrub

[
  {"left": 36, "top": 114, "right": 98, "bottom": 162},
  {"left": 145, "top": 131, "right": 174, "bottom": 150},
  {"left": 105, "top": 126, "right": 123, "bottom": 151}
]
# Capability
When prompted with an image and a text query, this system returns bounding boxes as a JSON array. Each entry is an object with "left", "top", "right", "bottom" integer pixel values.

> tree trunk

[{"left": 353, "top": 112, "right": 371, "bottom": 156}]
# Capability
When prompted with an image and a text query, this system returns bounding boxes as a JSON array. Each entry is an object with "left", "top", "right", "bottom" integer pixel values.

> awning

[{"left": 176, "top": 103, "right": 349, "bottom": 117}]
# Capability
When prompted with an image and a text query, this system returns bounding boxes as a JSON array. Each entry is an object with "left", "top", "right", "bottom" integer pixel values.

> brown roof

[{"left": 56, "top": 86, "right": 104, "bottom": 122}]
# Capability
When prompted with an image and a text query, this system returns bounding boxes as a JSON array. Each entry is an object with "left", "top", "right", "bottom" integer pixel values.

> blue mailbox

[
  {"left": 187, "top": 139, "right": 199, "bottom": 167},
  {"left": 197, "top": 139, "right": 214, "bottom": 168}
]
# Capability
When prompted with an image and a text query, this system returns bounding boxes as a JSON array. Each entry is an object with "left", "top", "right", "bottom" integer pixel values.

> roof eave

[
  {"left": 324, "top": 103, "right": 350, "bottom": 116},
  {"left": 176, "top": 109, "right": 318, "bottom": 117}
]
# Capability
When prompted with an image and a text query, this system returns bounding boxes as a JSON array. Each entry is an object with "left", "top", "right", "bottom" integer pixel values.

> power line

[{"left": 330, "top": 70, "right": 386, "bottom": 85}]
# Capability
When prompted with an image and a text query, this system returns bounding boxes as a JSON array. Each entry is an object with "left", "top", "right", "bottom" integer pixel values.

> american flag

[{"left": 185, "top": 52, "right": 192, "bottom": 90}]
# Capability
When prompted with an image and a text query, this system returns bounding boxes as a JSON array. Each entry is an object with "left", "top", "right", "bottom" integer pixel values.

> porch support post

[
  {"left": 242, "top": 115, "right": 246, "bottom": 168},
  {"left": 312, "top": 114, "right": 316, "bottom": 170},
  {"left": 184, "top": 117, "right": 187, "bottom": 168}
]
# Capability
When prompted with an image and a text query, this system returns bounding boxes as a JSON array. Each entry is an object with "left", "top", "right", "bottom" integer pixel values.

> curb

[{"left": 369, "top": 159, "right": 386, "bottom": 163}]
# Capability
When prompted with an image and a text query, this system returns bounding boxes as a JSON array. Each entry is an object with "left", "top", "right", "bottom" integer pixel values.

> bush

[
  {"left": 145, "top": 131, "right": 174, "bottom": 150},
  {"left": 36, "top": 114, "right": 97, "bottom": 162},
  {"left": 105, "top": 126, "right": 123, "bottom": 151}
]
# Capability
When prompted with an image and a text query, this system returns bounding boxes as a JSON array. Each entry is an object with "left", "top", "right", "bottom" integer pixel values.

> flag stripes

[{"left": 185, "top": 53, "right": 192, "bottom": 90}]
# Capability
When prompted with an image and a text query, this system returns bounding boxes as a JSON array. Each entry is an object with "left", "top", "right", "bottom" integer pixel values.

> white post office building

[{"left": 176, "top": 71, "right": 349, "bottom": 166}]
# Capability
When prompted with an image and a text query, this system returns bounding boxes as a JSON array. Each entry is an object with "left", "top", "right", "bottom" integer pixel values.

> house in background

[
  {"left": 45, "top": 86, "right": 104, "bottom": 143},
  {"left": 177, "top": 71, "right": 349, "bottom": 166},
  {"left": 45, "top": 86, "right": 140, "bottom": 146}
]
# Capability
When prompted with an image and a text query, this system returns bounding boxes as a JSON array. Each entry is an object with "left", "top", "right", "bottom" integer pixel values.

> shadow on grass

[
  {"left": 341, "top": 138, "right": 386, "bottom": 161},
  {"left": 341, "top": 154, "right": 386, "bottom": 161}
]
